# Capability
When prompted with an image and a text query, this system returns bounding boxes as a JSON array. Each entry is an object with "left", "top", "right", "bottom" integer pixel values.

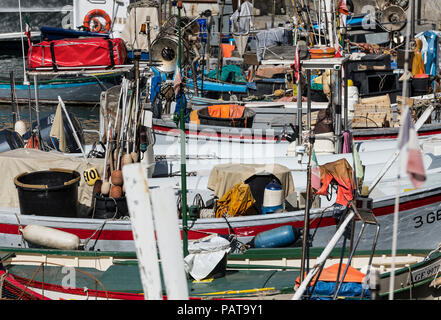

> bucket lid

[{"left": 265, "top": 179, "right": 282, "bottom": 190}]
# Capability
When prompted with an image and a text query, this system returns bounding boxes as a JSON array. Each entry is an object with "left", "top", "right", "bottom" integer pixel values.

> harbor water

[{"left": 0, "top": 50, "right": 100, "bottom": 144}]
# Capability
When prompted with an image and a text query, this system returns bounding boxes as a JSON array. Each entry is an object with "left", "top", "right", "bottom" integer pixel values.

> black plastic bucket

[
  {"left": 93, "top": 193, "right": 128, "bottom": 219},
  {"left": 412, "top": 77, "right": 429, "bottom": 96},
  {"left": 14, "top": 169, "right": 81, "bottom": 217}
]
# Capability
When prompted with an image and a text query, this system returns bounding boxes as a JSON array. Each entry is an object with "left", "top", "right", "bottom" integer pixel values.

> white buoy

[
  {"left": 14, "top": 120, "right": 27, "bottom": 136},
  {"left": 22, "top": 224, "right": 80, "bottom": 250}
]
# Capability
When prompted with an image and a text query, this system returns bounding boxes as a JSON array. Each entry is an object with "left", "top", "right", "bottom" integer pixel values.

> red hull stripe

[
  {"left": 153, "top": 125, "right": 279, "bottom": 141},
  {"left": 353, "top": 129, "right": 441, "bottom": 141},
  {"left": 154, "top": 125, "right": 441, "bottom": 142},
  {"left": 12, "top": 274, "right": 145, "bottom": 300},
  {"left": 1, "top": 192, "right": 440, "bottom": 241}
]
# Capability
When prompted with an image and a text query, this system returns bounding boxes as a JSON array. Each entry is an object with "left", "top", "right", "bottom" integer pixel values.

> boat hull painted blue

[{"left": 0, "top": 76, "right": 121, "bottom": 104}]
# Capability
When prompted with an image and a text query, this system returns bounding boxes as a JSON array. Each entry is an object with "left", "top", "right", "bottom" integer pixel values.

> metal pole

[
  {"left": 306, "top": 69, "right": 311, "bottom": 131},
  {"left": 344, "top": 61, "right": 348, "bottom": 131},
  {"left": 335, "top": 68, "right": 342, "bottom": 153},
  {"left": 300, "top": 135, "right": 314, "bottom": 284},
  {"left": 177, "top": 1, "right": 189, "bottom": 257},
  {"left": 410, "top": 0, "right": 415, "bottom": 38},
  {"left": 217, "top": 0, "right": 225, "bottom": 82},
  {"left": 33, "top": 74, "right": 42, "bottom": 150},
  {"left": 9, "top": 71, "right": 18, "bottom": 125},
  {"left": 296, "top": 63, "right": 302, "bottom": 146}
]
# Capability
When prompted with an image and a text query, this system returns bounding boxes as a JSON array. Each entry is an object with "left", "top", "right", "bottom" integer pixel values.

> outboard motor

[
  {"left": 0, "top": 129, "right": 25, "bottom": 152},
  {"left": 23, "top": 112, "right": 85, "bottom": 153}
]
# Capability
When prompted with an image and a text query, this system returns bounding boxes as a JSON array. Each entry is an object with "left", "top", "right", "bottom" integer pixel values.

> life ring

[{"left": 83, "top": 9, "right": 111, "bottom": 33}]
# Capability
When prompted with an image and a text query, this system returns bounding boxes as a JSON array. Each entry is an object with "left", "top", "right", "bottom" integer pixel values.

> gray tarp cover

[
  {"left": 207, "top": 163, "right": 294, "bottom": 198},
  {"left": 0, "top": 148, "right": 104, "bottom": 211}
]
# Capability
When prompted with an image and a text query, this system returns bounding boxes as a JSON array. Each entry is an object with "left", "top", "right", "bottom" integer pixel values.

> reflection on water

[
  {"left": 0, "top": 104, "right": 100, "bottom": 145},
  {"left": 0, "top": 51, "right": 101, "bottom": 145}
]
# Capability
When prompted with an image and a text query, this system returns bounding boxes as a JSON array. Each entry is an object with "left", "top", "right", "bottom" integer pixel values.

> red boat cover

[{"left": 27, "top": 37, "right": 127, "bottom": 70}]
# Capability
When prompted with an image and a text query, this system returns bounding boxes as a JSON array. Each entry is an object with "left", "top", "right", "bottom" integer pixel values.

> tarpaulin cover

[
  {"left": 120, "top": 6, "right": 159, "bottom": 51},
  {"left": 295, "top": 263, "right": 370, "bottom": 300},
  {"left": 207, "top": 65, "right": 247, "bottom": 84},
  {"left": 184, "top": 236, "right": 231, "bottom": 281},
  {"left": 0, "top": 148, "right": 103, "bottom": 215},
  {"left": 215, "top": 182, "right": 255, "bottom": 218},
  {"left": 27, "top": 37, "right": 127, "bottom": 70},
  {"left": 207, "top": 163, "right": 294, "bottom": 198},
  {"left": 207, "top": 104, "right": 245, "bottom": 119}
]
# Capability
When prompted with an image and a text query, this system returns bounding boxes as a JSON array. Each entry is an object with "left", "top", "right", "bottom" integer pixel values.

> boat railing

[{"left": 293, "top": 199, "right": 380, "bottom": 300}]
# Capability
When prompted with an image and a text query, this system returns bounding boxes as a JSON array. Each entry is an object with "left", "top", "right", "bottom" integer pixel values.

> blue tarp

[
  {"left": 40, "top": 26, "right": 108, "bottom": 41},
  {"left": 309, "top": 281, "right": 370, "bottom": 300}
]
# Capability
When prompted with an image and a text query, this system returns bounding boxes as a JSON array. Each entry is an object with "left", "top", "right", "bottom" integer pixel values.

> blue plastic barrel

[{"left": 253, "top": 225, "right": 298, "bottom": 248}]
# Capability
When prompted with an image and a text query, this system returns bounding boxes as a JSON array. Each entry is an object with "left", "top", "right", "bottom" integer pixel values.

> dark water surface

[{"left": 0, "top": 50, "right": 101, "bottom": 144}]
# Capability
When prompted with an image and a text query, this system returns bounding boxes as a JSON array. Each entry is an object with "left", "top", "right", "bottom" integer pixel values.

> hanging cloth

[
  {"left": 315, "top": 158, "right": 355, "bottom": 207},
  {"left": 49, "top": 102, "right": 67, "bottom": 152},
  {"left": 412, "top": 38, "right": 426, "bottom": 76}
]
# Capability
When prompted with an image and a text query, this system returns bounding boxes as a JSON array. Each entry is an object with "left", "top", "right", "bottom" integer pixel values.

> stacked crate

[{"left": 351, "top": 94, "right": 393, "bottom": 128}]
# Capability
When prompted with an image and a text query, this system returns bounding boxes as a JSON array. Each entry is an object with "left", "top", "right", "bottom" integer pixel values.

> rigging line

[{"left": 18, "top": 0, "right": 29, "bottom": 85}]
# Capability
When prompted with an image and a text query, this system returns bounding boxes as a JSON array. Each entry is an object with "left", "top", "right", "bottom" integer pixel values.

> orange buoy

[
  {"left": 110, "top": 185, "right": 122, "bottom": 198},
  {"left": 111, "top": 170, "right": 123, "bottom": 186}
]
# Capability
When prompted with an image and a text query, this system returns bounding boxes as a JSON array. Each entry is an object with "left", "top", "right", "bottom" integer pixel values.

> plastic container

[
  {"left": 245, "top": 173, "right": 281, "bottom": 214},
  {"left": 0, "top": 129, "right": 24, "bottom": 152},
  {"left": 412, "top": 74, "right": 429, "bottom": 96},
  {"left": 262, "top": 180, "right": 284, "bottom": 214},
  {"left": 93, "top": 193, "right": 128, "bottom": 219},
  {"left": 252, "top": 225, "right": 298, "bottom": 248},
  {"left": 197, "top": 105, "right": 256, "bottom": 128},
  {"left": 14, "top": 169, "right": 81, "bottom": 218}
]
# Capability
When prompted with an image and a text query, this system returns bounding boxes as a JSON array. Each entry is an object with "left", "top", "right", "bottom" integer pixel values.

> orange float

[{"left": 83, "top": 9, "right": 112, "bottom": 33}]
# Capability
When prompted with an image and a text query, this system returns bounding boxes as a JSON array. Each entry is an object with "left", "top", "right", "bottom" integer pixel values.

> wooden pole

[{"left": 122, "top": 163, "right": 163, "bottom": 300}]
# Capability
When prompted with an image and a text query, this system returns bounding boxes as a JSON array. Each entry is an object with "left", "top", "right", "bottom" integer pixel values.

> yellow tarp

[{"left": 215, "top": 182, "right": 255, "bottom": 218}]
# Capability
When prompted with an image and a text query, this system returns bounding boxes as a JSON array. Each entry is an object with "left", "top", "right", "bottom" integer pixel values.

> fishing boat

[
  {"left": 0, "top": 0, "right": 71, "bottom": 47},
  {"left": 150, "top": 93, "right": 441, "bottom": 147},
  {"left": 2, "top": 244, "right": 441, "bottom": 300},
  {"left": 0, "top": 72, "right": 123, "bottom": 105},
  {"left": 0, "top": 246, "right": 297, "bottom": 300},
  {"left": 0, "top": 147, "right": 440, "bottom": 254}
]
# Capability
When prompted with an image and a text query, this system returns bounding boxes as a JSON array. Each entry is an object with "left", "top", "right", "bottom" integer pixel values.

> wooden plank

[
  {"left": 122, "top": 163, "right": 163, "bottom": 300},
  {"left": 150, "top": 187, "right": 189, "bottom": 300}
]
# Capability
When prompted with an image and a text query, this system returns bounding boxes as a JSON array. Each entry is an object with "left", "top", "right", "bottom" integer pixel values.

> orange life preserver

[
  {"left": 83, "top": 9, "right": 112, "bottom": 33},
  {"left": 309, "top": 47, "right": 336, "bottom": 59}
]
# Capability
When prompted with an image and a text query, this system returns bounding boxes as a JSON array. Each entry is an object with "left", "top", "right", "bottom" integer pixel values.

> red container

[{"left": 27, "top": 37, "right": 127, "bottom": 70}]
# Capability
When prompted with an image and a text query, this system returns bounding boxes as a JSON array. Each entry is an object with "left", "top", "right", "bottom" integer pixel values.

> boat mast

[{"left": 177, "top": 0, "right": 189, "bottom": 257}]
